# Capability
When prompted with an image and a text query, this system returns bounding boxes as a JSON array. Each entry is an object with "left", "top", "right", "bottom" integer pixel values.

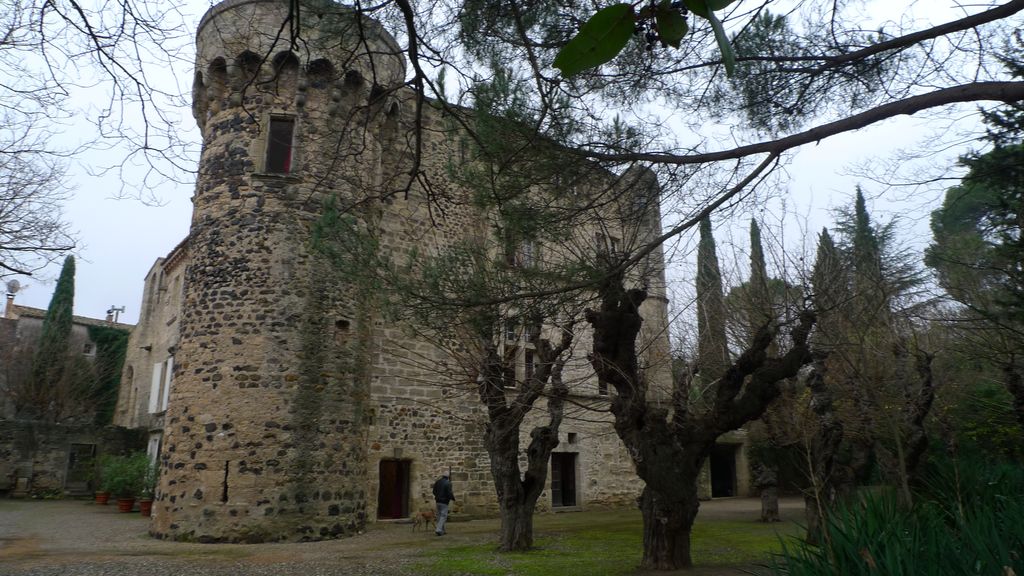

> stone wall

[{"left": 0, "top": 419, "right": 145, "bottom": 496}]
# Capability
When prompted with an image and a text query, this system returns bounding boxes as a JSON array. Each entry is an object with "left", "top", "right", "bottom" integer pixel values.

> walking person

[{"left": 432, "top": 471, "right": 455, "bottom": 536}]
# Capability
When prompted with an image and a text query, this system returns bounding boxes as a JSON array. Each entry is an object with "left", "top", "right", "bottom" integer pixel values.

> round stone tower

[{"left": 152, "top": 0, "right": 406, "bottom": 542}]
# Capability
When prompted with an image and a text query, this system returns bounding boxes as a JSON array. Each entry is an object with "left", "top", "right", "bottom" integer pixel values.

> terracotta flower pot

[
  {"left": 94, "top": 491, "right": 110, "bottom": 505},
  {"left": 116, "top": 497, "right": 136, "bottom": 513},
  {"left": 138, "top": 498, "right": 154, "bottom": 517}
]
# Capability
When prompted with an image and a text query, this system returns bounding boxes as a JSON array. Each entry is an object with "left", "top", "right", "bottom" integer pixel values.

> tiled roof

[{"left": 10, "top": 304, "right": 134, "bottom": 330}]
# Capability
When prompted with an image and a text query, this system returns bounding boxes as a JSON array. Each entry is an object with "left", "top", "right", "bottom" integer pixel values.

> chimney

[{"left": 4, "top": 293, "right": 14, "bottom": 319}]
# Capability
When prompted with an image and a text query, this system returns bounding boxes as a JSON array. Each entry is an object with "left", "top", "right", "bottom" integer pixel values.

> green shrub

[
  {"left": 101, "top": 453, "right": 151, "bottom": 497},
  {"left": 768, "top": 457, "right": 1024, "bottom": 575}
]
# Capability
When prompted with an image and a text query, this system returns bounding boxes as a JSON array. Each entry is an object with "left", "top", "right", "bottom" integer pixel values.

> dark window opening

[
  {"left": 502, "top": 347, "right": 518, "bottom": 388},
  {"left": 710, "top": 444, "right": 738, "bottom": 498},
  {"left": 525, "top": 321, "right": 542, "bottom": 342},
  {"left": 344, "top": 69, "right": 363, "bottom": 88},
  {"left": 266, "top": 117, "right": 295, "bottom": 173},
  {"left": 524, "top": 350, "right": 534, "bottom": 383},
  {"left": 308, "top": 59, "right": 334, "bottom": 89},
  {"left": 504, "top": 321, "right": 518, "bottom": 342},
  {"left": 377, "top": 459, "right": 411, "bottom": 519},
  {"left": 237, "top": 51, "right": 262, "bottom": 82},
  {"left": 551, "top": 453, "right": 577, "bottom": 507}
]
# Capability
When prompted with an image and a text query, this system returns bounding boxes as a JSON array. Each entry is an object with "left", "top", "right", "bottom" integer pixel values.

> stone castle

[{"left": 112, "top": 0, "right": 749, "bottom": 543}]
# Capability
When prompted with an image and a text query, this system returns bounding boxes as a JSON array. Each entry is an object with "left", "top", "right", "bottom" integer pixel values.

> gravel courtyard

[{"left": 0, "top": 497, "right": 803, "bottom": 575}]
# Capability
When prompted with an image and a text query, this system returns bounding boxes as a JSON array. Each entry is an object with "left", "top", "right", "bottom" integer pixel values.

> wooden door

[{"left": 377, "top": 459, "right": 410, "bottom": 519}]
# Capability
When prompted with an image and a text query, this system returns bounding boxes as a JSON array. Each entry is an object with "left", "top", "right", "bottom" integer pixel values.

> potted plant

[
  {"left": 138, "top": 463, "right": 158, "bottom": 517},
  {"left": 102, "top": 453, "right": 149, "bottom": 513},
  {"left": 92, "top": 456, "right": 111, "bottom": 505}
]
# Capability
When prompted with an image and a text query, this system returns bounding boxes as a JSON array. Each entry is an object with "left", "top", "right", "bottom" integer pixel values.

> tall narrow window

[
  {"left": 266, "top": 117, "right": 295, "bottom": 173},
  {"left": 502, "top": 346, "right": 519, "bottom": 388}
]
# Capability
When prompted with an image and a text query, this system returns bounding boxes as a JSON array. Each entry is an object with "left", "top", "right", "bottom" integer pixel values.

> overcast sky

[{"left": 7, "top": 0, "right": 997, "bottom": 325}]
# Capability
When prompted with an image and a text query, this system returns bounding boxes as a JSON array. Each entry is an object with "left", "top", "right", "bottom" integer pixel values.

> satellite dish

[{"left": 5, "top": 279, "right": 20, "bottom": 295}]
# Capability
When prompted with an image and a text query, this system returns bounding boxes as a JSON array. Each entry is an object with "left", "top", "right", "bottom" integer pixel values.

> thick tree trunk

[
  {"left": 480, "top": 331, "right": 571, "bottom": 553},
  {"left": 639, "top": 481, "right": 701, "bottom": 569},
  {"left": 1004, "top": 361, "right": 1024, "bottom": 431},
  {"left": 486, "top": 419, "right": 559, "bottom": 552},
  {"left": 804, "top": 354, "right": 843, "bottom": 545},
  {"left": 499, "top": 503, "right": 535, "bottom": 550},
  {"left": 492, "top": 459, "right": 536, "bottom": 551},
  {"left": 903, "top": 350, "right": 935, "bottom": 488},
  {"left": 758, "top": 465, "right": 780, "bottom": 523},
  {"left": 487, "top": 426, "right": 551, "bottom": 551},
  {"left": 804, "top": 493, "right": 825, "bottom": 546}
]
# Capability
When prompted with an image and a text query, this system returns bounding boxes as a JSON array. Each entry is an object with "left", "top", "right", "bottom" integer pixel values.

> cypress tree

[
  {"left": 748, "top": 219, "right": 772, "bottom": 343},
  {"left": 850, "top": 188, "right": 888, "bottom": 323},
  {"left": 29, "top": 255, "right": 76, "bottom": 416},
  {"left": 696, "top": 216, "right": 729, "bottom": 383},
  {"left": 810, "top": 228, "right": 847, "bottom": 348}
]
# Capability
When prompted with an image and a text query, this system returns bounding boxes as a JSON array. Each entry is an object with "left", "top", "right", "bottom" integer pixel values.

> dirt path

[{"left": 0, "top": 497, "right": 803, "bottom": 575}]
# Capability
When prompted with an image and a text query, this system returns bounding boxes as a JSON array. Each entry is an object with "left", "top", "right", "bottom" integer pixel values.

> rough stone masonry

[{"left": 147, "top": 0, "right": 675, "bottom": 543}]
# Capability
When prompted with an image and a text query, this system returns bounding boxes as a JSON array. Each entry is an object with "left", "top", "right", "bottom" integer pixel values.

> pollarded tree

[{"left": 585, "top": 219, "right": 815, "bottom": 569}]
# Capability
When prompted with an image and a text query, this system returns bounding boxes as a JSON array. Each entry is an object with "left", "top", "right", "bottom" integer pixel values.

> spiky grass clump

[{"left": 769, "top": 458, "right": 1024, "bottom": 576}]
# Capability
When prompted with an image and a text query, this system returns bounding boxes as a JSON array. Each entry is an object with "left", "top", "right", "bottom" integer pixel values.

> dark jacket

[{"left": 432, "top": 476, "right": 455, "bottom": 504}]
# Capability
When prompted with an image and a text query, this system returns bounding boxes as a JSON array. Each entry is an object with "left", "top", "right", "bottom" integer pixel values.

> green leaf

[
  {"left": 683, "top": 0, "right": 710, "bottom": 19},
  {"left": 656, "top": 0, "right": 689, "bottom": 48},
  {"left": 705, "top": 9, "right": 736, "bottom": 76},
  {"left": 683, "top": 0, "right": 737, "bottom": 19},
  {"left": 706, "top": 0, "right": 738, "bottom": 10},
  {"left": 554, "top": 4, "right": 636, "bottom": 77}
]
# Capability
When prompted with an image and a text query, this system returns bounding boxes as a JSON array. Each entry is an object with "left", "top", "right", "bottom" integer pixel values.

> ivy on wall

[{"left": 86, "top": 325, "right": 129, "bottom": 425}]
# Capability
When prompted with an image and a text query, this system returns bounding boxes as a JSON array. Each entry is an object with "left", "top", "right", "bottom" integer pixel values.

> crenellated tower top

[{"left": 192, "top": 0, "right": 406, "bottom": 130}]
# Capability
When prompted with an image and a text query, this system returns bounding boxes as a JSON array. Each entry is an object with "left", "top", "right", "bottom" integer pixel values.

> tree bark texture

[
  {"left": 903, "top": 350, "right": 935, "bottom": 487},
  {"left": 755, "top": 464, "right": 780, "bottom": 522},
  {"left": 639, "top": 481, "right": 701, "bottom": 569},
  {"left": 803, "top": 354, "right": 843, "bottom": 546}
]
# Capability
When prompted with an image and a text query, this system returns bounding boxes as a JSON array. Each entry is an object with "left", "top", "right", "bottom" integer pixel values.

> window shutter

[
  {"left": 148, "top": 363, "right": 163, "bottom": 413},
  {"left": 161, "top": 356, "right": 174, "bottom": 411}
]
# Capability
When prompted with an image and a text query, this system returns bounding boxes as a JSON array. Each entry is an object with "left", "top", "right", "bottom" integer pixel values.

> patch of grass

[{"left": 417, "top": 509, "right": 797, "bottom": 576}]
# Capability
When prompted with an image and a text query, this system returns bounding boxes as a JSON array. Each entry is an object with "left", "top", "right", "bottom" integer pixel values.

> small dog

[{"left": 411, "top": 509, "right": 436, "bottom": 531}]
